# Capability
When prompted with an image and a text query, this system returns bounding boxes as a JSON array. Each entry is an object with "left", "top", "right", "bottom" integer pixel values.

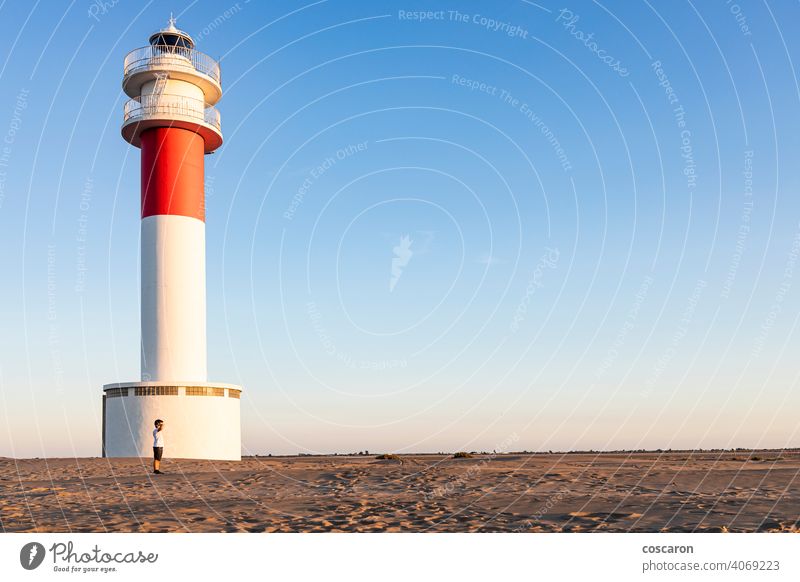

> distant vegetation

[
  {"left": 375, "top": 453, "right": 401, "bottom": 460},
  {"left": 250, "top": 447, "right": 799, "bottom": 459}
]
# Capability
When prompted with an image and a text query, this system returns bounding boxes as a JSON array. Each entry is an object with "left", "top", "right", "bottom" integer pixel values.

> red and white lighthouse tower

[{"left": 102, "top": 19, "right": 242, "bottom": 461}]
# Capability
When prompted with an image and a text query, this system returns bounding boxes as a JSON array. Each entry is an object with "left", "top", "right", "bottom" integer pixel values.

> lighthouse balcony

[
  {"left": 122, "top": 45, "right": 222, "bottom": 104},
  {"left": 122, "top": 93, "right": 222, "bottom": 152}
]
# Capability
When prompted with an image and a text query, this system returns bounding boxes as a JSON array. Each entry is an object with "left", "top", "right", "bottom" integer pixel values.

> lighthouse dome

[{"left": 148, "top": 16, "right": 194, "bottom": 50}]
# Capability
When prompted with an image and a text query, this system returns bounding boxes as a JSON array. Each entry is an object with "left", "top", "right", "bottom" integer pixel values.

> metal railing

[
  {"left": 123, "top": 93, "right": 221, "bottom": 131},
  {"left": 123, "top": 45, "right": 221, "bottom": 84}
]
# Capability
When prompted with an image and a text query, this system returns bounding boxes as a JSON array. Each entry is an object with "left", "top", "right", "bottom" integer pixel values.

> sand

[{"left": 0, "top": 452, "right": 797, "bottom": 532}]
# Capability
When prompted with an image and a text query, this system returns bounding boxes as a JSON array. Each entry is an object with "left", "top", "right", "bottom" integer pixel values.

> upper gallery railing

[{"left": 123, "top": 45, "right": 221, "bottom": 85}]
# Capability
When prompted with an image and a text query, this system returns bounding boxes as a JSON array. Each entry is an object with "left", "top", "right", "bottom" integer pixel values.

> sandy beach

[{"left": 1, "top": 452, "right": 797, "bottom": 533}]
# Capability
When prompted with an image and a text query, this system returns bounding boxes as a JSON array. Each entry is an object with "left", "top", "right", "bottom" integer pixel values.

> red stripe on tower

[{"left": 140, "top": 127, "right": 205, "bottom": 221}]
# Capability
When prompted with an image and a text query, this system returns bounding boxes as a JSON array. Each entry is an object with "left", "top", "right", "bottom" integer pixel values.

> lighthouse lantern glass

[{"left": 149, "top": 29, "right": 194, "bottom": 58}]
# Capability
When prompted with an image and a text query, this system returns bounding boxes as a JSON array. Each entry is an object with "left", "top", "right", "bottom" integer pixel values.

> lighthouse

[{"left": 102, "top": 19, "right": 242, "bottom": 461}]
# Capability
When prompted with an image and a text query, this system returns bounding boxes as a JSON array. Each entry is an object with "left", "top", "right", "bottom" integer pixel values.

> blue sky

[{"left": 1, "top": 0, "right": 799, "bottom": 456}]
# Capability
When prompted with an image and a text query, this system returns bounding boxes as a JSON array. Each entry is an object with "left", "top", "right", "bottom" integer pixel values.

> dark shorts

[{"left": 153, "top": 447, "right": 163, "bottom": 461}]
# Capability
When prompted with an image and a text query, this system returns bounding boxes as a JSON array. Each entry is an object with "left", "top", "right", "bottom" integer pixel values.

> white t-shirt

[{"left": 153, "top": 428, "right": 164, "bottom": 447}]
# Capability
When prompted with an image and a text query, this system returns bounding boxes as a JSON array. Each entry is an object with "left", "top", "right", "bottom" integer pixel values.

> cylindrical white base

[{"left": 102, "top": 382, "right": 242, "bottom": 460}]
